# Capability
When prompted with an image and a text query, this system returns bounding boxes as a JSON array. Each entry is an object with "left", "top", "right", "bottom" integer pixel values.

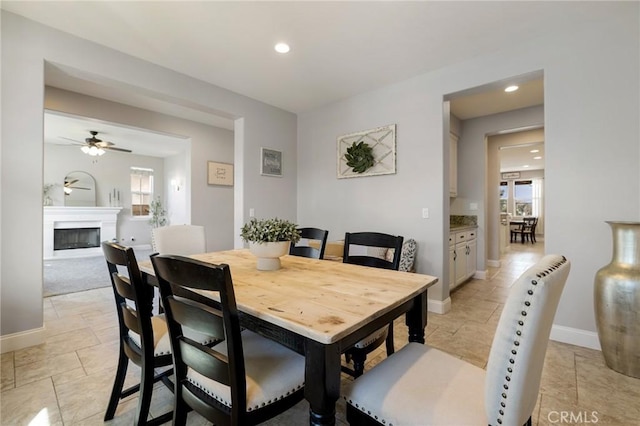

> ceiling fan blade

[
  {"left": 70, "top": 187, "right": 91, "bottom": 190},
  {"left": 64, "top": 179, "right": 79, "bottom": 187},
  {"left": 104, "top": 146, "right": 132, "bottom": 153},
  {"left": 95, "top": 141, "right": 114, "bottom": 148}
]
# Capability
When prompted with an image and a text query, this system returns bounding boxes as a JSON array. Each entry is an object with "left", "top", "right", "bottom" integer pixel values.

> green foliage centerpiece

[{"left": 241, "top": 218, "right": 301, "bottom": 270}]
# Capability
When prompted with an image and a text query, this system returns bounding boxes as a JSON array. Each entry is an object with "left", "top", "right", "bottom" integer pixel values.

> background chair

[
  {"left": 150, "top": 254, "right": 305, "bottom": 425},
  {"left": 343, "top": 254, "right": 570, "bottom": 426},
  {"left": 102, "top": 241, "right": 174, "bottom": 425},
  {"left": 342, "top": 232, "right": 404, "bottom": 377},
  {"left": 289, "top": 227, "right": 329, "bottom": 259},
  {"left": 512, "top": 217, "right": 537, "bottom": 244},
  {"left": 152, "top": 224, "right": 206, "bottom": 255}
]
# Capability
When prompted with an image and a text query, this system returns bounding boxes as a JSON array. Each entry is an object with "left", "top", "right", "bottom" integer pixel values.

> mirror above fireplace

[{"left": 64, "top": 171, "right": 96, "bottom": 207}]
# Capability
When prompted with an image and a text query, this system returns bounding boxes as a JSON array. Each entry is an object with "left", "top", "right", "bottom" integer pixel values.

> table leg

[
  {"left": 304, "top": 340, "right": 341, "bottom": 426},
  {"left": 405, "top": 291, "right": 428, "bottom": 343}
]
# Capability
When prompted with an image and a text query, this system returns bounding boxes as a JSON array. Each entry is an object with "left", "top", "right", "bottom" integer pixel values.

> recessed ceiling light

[
  {"left": 530, "top": 149, "right": 539, "bottom": 153},
  {"left": 274, "top": 43, "right": 290, "bottom": 54},
  {"left": 533, "top": 156, "right": 542, "bottom": 160},
  {"left": 523, "top": 165, "right": 530, "bottom": 168},
  {"left": 505, "top": 85, "right": 519, "bottom": 93}
]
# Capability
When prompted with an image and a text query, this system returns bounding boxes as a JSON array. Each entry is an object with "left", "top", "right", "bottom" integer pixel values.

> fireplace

[
  {"left": 44, "top": 206, "right": 122, "bottom": 259},
  {"left": 54, "top": 227, "right": 101, "bottom": 250}
]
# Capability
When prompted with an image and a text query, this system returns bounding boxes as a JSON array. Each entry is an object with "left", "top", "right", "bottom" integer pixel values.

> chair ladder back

[
  {"left": 102, "top": 242, "right": 155, "bottom": 363},
  {"left": 290, "top": 227, "right": 329, "bottom": 259},
  {"left": 343, "top": 232, "right": 404, "bottom": 271},
  {"left": 485, "top": 255, "right": 570, "bottom": 426},
  {"left": 151, "top": 254, "right": 249, "bottom": 418}
]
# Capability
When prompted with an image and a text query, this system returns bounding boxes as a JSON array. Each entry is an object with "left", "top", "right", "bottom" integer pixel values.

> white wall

[
  {"left": 1, "top": 12, "right": 297, "bottom": 347},
  {"left": 44, "top": 144, "right": 165, "bottom": 246},
  {"left": 297, "top": 4, "right": 639, "bottom": 347}
]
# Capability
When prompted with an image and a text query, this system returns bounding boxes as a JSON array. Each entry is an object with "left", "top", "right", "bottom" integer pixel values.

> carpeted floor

[{"left": 43, "top": 248, "right": 154, "bottom": 297}]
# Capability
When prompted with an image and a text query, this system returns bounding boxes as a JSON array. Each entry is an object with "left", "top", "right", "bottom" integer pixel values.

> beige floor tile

[
  {"left": 13, "top": 327, "right": 99, "bottom": 367},
  {"left": 0, "top": 377, "right": 63, "bottom": 425},
  {"left": 1, "top": 352, "right": 15, "bottom": 391},
  {"left": 15, "top": 351, "right": 82, "bottom": 387}
]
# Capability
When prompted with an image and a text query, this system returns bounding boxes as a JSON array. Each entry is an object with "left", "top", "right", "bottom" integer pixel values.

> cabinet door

[
  {"left": 449, "top": 133, "right": 458, "bottom": 197},
  {"left": 454, "top": 242, "right": 467, "bottom": 285},
  {"left": 449, "top": 245, "right": 456, "bottom": 290},
  {"left": 466, "top": 238, "right": 477, "bottom": 279}
]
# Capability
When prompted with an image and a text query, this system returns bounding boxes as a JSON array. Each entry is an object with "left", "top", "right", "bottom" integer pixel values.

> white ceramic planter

[{"left": 249, "top": 241, "right": 291, "bottom": 271}]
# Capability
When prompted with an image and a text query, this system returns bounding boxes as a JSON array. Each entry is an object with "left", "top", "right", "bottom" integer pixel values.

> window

[
  {"left": 499, "top": 181, "right": 508, "bottom": 213},
  {"left": 514, "top": 180, "right": 533, "bottom": 216},
  {"left": 131, "top": 167, "right": 153, "bottom": 216}
]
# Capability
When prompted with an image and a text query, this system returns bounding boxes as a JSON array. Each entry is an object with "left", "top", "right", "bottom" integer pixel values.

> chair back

[
  {"left": 289, "top": 227, "right": 329, "bottom": 259},
  {"left": 102, "top": 241, "right": 157, "bottom": 366},
  {"left": 152, "top": 224, "right": 206, "bottom": 255},
  {"left": 150, "top": 254, "right": 245, "bottom": 424},
  {"left": 343, "top": 232, "right": 404, "bottom": 271},
  {"left": 485, "top": 255, "right": 570, "bottom": 426}
]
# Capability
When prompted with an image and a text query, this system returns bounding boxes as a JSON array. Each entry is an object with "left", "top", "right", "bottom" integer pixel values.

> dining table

[{"left": 139, "top": 249, "right": 438, "bottom": 426}]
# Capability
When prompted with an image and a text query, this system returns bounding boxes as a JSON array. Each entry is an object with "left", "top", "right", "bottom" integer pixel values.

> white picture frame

[{"left": 337, "top": 124, "right": 396, "bottom": 178}]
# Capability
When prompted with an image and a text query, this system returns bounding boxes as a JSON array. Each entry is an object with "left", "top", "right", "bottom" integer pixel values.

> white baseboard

[
  {"left": 0, "top": 327, "right": 45, "bottom": 354},
  {"left": 487, "top": 259, "right": 501, "bottom": 268},
  {"left": 473, "top": 270, "right": 488, "bottom": 280},
  {"left": 428, "top": 297, "right": 451, "bottom": 314},
  {"left": 550, "top": 324, "right": 601, "bottom": 350}
]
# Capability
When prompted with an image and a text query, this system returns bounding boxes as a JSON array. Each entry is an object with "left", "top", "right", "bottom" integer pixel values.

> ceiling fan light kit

[{"left": 81, "top": 145, "right": 105, "bottom": 156}]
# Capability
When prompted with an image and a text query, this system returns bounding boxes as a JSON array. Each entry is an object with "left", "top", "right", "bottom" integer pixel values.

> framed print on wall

[
  {"left": 260, "top": 148, "right": 283, "bottom": 177},
  {"left": 207, "top": 161, "right": 234, "bottom": 186}
]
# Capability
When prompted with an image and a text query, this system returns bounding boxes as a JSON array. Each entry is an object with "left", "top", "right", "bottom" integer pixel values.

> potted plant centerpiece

[{"left": 241, "top": 217, "right": 301, "bottom": 271}]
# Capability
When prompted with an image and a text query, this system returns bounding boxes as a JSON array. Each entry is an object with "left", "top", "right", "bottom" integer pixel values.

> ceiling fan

[
  {"left": 60, "top": 130, "right": 132, "bottom": 156},
  {"left": 63, "top": 178, "right": 91, "bottom": 194}
]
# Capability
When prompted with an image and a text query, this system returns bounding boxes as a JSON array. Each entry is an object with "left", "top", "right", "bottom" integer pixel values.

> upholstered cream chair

[
  {"left": 152, "top": 224, "right": 206, "bottom": 255},
  {"left": 343, "top": 254, "right": 570, "bottom": 426}
]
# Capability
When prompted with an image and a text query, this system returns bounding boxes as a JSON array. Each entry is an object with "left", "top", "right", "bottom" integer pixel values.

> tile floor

[{"left": 2, "top": 243, "right": 639, "bottom": 425}]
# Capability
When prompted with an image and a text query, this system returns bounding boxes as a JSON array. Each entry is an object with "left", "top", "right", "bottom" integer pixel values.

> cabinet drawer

[
  {"left": 449, "top": 234, "right": 454, "bottom": 246},
  {"left": 455, "top": 232, "right": 467, "bottom": 243},
  {"left": 466, "top": 230, "right": 476, "bottom": 240}
]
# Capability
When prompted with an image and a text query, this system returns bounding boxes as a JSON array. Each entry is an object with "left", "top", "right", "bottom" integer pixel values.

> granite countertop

[{"left": 450, "top": 215, "right": 478, "bottom": 232}]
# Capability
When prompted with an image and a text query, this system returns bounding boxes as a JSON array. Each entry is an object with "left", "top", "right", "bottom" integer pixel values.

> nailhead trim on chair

[{"left": 493, "top": 256, "right": 567, "bottom": 426}]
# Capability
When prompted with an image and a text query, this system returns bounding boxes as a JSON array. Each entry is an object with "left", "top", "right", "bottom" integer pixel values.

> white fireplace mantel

[{"left": 44, "top": 206, "right": 122, "bottom": 259}]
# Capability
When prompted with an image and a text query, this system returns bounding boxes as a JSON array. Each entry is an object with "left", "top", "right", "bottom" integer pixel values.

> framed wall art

[
  {"left": 260, "top": 148, "right": 283, "bottom": 177},
  {"left": 207, "top": 161, "right": 234, "bottom": 186},
  {"left": 337, "top": 124, "right": 396, "bottom": 179}
]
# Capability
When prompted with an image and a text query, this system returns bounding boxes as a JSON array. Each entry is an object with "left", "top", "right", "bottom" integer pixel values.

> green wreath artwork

[{"left": 344, "top": 141, "right": 375, "bottom": 173}]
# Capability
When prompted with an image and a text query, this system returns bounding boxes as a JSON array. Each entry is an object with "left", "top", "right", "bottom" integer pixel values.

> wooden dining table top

[{"left": 138, "top": 249, "right": 438, "bottom": 345}]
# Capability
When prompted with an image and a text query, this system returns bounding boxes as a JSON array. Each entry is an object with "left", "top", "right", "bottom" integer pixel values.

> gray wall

[
  {"left": 297, "top": 5, "right": 639, "bottom": 347},
  {"left": 1, "top": 12, "right": 297, "bottom": 344}
]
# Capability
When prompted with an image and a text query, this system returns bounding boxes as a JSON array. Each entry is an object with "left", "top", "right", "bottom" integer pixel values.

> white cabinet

[
  {"left": 449, "top": 133, "right": 458, "bottom": 197},
  {"left": 449, "top": 228, "right": 477, "bottom": 290}
]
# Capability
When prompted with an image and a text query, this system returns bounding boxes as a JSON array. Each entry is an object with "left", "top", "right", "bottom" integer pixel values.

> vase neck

[{"left": 609, "top": 222, "right": 640, "bottom": 266}]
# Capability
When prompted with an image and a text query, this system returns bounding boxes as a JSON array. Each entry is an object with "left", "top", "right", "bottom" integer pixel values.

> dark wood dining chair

[
  {"left": 289, "top": 227, "right": 329, "bottom": 259},
  {"left": 102, "top": 241, "right": 174, "bottom": 425},
  {"left": 513, "top": 217, "right": 537, "bottom": 244},
  {"left": 342, "top": 232, "right": 404, "bottom": 377},
  {"left": 150, "top": 254, "right": 306, "bottom": 426},
  {"left": 344, "top": 255, "right": 570, "bottom": 426}
]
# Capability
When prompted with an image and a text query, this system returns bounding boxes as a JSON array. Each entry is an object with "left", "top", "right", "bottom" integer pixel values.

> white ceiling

[{"left": 5, "top": 0, "right": 569, "bottom": 162}]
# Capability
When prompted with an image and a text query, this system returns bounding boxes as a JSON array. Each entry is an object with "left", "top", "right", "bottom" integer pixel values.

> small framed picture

[
  {"left": 260, "top": 148, "right": 283, "bottom": 177},
  {"left": 207, "top": 161, "right": 234, "bottom": 186}
]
